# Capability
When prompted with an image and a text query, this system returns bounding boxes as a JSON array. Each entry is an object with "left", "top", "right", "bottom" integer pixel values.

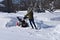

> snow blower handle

[{"left": 23, "top": 16, "right": 28, "bottom": 20}]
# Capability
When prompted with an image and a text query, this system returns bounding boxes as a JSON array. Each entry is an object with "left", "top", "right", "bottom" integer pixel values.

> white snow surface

[{"left": 0, "top": 10, "right": 60, "bottom": 40}]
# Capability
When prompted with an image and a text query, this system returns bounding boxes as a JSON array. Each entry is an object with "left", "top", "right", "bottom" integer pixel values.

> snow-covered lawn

[{"left": 0, "top": 10, "right": 60, "bottom": 40}]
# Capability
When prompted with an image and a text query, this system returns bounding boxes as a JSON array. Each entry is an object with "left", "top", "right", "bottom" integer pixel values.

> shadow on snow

[{"left": 36, "top": 21, "right": 55, "bottom": 29}]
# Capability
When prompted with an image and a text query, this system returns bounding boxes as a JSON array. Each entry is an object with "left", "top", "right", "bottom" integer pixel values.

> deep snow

[{"left": 0, "top": 10, "right": 60, "bottom": 40}]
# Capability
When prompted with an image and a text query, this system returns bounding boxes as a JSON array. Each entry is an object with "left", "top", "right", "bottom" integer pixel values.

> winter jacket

[{"left": 25, "top": 8, "right": 33, "bottom": 19}]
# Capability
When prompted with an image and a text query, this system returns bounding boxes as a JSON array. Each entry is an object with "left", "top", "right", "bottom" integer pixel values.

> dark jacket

[{"left": 25, "top": 8, "right": 33, "bottom": 19}]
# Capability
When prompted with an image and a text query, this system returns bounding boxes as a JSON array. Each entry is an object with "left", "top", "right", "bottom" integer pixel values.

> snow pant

[{"left": 29, "top": 19, "right": 37, "bottom": 29}]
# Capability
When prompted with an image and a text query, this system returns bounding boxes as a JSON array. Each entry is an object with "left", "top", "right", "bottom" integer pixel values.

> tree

[{"left": 4, "top": 0, "right": 15, "bottom": 13}]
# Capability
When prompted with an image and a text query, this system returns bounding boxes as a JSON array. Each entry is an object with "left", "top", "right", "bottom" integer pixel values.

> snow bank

[{"left": 0, "top": 17, "right": 11, "bottom": 28}]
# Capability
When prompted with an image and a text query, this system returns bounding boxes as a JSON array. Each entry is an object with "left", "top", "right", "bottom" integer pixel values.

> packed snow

[{"left": 0, "top": 10, "right": 60, "bottom": 40}]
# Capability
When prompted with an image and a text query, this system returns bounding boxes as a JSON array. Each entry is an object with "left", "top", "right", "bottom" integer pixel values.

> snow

[{"left": 0, "top": 10, "right": 60, "bottom": 40}]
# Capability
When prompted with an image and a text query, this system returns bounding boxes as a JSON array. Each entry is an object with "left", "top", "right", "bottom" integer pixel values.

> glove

[{"left": 24, "top": 16, "right": 28, "bottom": 19}]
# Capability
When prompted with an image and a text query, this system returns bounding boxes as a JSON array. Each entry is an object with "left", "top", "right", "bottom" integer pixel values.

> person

[{"left": 24, "top": 7, "right": 37, "bottom": 29}]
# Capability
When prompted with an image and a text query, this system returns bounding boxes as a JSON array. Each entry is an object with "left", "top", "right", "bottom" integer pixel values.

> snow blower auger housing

[{"left": 17, "top": 17, "right": 29, "bottom": 27}]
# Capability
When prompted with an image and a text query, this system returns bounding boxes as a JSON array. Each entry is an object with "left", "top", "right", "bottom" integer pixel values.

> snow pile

[{"left": 0, "top": 17, "right": 11, "bottom": 28}]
